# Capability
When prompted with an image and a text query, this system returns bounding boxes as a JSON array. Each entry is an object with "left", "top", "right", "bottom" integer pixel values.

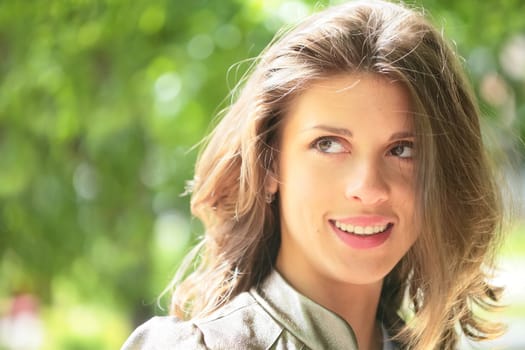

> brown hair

[{"left": 168, "top": 1, "right": 506, "bottom": 348}]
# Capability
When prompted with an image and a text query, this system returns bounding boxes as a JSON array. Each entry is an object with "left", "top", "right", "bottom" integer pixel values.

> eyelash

[
  {"left": 389, "top": 140, "right": 414, "bottom": 160},
  {"left": 310, "top": 136, "right": 414, "bottom": 160},
  {"left": 310, "top": 136, "right": 348, "bottom": 154}
]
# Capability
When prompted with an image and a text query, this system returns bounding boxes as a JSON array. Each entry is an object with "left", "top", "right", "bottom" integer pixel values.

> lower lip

[{"left": 330, "top": 221, "right": 392, "bottom": 249}]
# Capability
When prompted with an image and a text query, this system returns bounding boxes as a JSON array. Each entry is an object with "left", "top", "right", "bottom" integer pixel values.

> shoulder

[
  {"left": 121, "top": 292, "right": 284, "bottom": 350},
  {"left": 194, "top": 291, "right": 283, "bottom": 349},
  {"left": 121, "top": 316, "right": 207, "bottom": 350}
]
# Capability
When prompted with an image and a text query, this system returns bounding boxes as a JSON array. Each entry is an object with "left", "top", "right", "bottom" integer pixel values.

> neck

[
  {"left": 313, "top": 278, "right": 384, "bottom": 350},
  {"left": 276, "top": 260, "right": 384, "bottom": 350}
]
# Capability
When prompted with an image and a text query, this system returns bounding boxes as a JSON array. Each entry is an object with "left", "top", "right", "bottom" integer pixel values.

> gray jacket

[{"left": 121, "top": 270, "right": 395, "bottom": 349}]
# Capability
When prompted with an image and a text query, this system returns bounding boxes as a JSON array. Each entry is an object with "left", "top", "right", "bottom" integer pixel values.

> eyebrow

[
  {"left": 304, "top": 125, "right": 414, "bottom": 141},
  {"left": 304, "top": 125, "right": 353, "bottom": 137},
  {"left": 389, "top": 131, "right": 415, "bottom": 141}
]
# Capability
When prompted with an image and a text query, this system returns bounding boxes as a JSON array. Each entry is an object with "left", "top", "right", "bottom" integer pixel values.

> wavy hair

[{"left": 168, "top": 1, "right": 506, "bottom": 348}]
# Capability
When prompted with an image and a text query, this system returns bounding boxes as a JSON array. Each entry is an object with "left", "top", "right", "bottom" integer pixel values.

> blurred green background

[{"left": 0, "top": 0, "right": 524, "bottom": 349}]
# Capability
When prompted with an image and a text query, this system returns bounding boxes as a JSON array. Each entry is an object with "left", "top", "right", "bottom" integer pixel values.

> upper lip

[{"left": 331, "top": 215, "right": 393, "bottom": 226}]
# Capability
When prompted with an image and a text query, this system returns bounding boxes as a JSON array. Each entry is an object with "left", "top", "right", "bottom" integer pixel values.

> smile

[
  {"left": 333, "top": 220, "right": 391, "bottom": 236},
  {"left": 330, "top": 220, "right": 393, "bottom": 249}
]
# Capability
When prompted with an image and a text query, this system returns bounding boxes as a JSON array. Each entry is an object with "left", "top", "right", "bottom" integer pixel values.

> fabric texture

[{"left": 121, "top": 270, "right": 396, "bottom": 350}]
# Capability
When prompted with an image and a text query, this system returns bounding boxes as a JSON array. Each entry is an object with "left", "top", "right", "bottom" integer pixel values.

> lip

[{"left": 329, "top": 220, "right": 393, "bottom": 249}]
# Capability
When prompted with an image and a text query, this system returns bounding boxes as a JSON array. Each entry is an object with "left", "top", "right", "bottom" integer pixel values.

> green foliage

[{"left": 0, "top": 0, "right": 523, "bottom": 348}]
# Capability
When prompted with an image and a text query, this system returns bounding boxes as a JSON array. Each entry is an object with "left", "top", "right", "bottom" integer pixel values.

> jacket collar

[{"left": 250, "top": 269, "right": 359, "bottom": 350}]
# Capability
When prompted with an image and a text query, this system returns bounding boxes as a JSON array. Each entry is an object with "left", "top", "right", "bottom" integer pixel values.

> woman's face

[{"left": 273, "top": 74, "right": 419, "bottom": 289}]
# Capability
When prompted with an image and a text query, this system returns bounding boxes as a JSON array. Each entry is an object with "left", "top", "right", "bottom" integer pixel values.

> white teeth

[{"left": 334, "top": 221, "right": 389, "bottom": 235}]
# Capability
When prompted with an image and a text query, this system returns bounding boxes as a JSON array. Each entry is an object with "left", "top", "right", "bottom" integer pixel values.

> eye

[
  {"left": 312, "top": 137, "right": 347, "bottom": 154},
  {"left": 389, "top": 141, "right": 414, "bottom": 159}
]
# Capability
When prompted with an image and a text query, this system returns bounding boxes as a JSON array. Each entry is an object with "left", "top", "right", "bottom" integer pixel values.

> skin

[{"left": 270, "top": 74, "right": 420, "bottom": 350}]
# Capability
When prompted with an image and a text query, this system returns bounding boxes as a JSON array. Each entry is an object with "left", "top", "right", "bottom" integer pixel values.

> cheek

[
  {"left": 279, "top": 156, "right": 337, "bottom": 201},
  {"left": 395, "top": 180, "right": 415, "bottom": 205},
  {"left": 385, "top": 165, "right": 416, "bottom": 219},
  {"left": 387, "top": 164, "right": 415, "bottom": 202},
  {"left": 392, "top": 181, "right": 417, "bottom": 240},
  {"left": 394, "top": 186, "right": 415, "bottom": 220}
]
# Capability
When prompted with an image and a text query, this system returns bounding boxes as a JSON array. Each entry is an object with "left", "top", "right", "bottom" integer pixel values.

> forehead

[{"left": 282, "top": 73, "right": 414, "bottom": 133}]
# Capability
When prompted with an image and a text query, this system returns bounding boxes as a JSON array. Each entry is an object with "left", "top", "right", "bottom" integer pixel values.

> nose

[{"left": 345, "top": 160, "right": 389, "bottom": 206}]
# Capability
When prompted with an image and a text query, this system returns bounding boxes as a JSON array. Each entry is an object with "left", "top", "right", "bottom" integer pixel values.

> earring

[{"left": 265, "top": 192, "right": 275, "bottom": 204}]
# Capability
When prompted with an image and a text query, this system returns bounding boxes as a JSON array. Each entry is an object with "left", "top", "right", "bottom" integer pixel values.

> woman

[{"left": 122, "top": 0, "right": 506, "bottom": 349}]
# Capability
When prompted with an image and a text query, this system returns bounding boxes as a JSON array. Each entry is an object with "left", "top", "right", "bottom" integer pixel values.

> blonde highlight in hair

[{"left": 168, "top": 1, "right": 506, "bottom": 348}]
